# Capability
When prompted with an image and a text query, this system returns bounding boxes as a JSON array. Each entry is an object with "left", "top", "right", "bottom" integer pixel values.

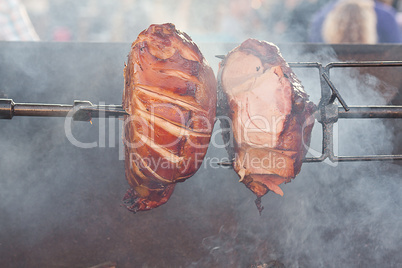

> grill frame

[{"left": 289, "top": 61, "right": 402, "bottom": 162}]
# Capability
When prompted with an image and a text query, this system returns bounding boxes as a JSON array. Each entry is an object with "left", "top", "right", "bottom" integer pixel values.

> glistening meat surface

[
  {"left": 218, "top": 39, "right": 316, "bottom": 202},
  {"left": 122, "top": 23, "right": 217, "bottom": 212}
]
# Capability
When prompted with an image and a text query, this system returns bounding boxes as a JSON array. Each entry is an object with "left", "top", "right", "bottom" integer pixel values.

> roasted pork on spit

[
  {"left": 3, "top": 25, "right": 401, "bottom": 214},
  {"left": 218, "top": 39, "right": 316, "bottom": 212},
  {"left": 122, "top": 23, "right": 217, "bottom": 212}
]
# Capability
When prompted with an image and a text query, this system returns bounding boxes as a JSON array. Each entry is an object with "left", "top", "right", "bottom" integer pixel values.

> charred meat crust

[{"left": 123, "top": 23, "right": 217, "bottom": 212}]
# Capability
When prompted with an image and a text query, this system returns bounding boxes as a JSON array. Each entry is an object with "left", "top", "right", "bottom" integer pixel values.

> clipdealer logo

[
  {"left": 63, "top": 101, "right": 331, "bottom": 166},
  {"left": 128, "top": 151, "right": 287, "bottom": 172}
]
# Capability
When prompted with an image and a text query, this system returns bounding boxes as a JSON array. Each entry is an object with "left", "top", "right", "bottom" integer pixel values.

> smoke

[
  {"left": 1, "top": 2, "right": 401, "bottom": 267},
  {"left": 0, "top": 41, "right": 128, "bottom": 267},
  {"left": 187, "top": 43, "right": 402, "bottom": 268}
]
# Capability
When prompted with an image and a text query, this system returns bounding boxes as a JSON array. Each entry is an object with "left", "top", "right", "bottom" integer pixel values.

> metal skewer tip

[
  {"left": 217, "top": 161, "right": 233, "bottom": 167},
  {"left": 0, "top": 98, "right": 128, "bottom": 120}
]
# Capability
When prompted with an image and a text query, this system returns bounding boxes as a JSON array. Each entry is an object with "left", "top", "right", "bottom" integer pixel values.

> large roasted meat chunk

[
  {"left": 218, "top": 39, "right": 316, "bottom": 203},
  {"left": 122, "top": 23, "right": 217, "bottom": 212}
]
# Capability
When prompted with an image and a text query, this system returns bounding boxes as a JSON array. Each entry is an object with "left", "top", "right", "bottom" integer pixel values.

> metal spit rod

[
  {"left": 1, "top": 60, "right": 402, "bottom": 162},
  {"left": 0, "top": 99, "right": 127, "bottom": 121},
  {"left": 1, "top": 98, "right": 401, "bottom": 120}
]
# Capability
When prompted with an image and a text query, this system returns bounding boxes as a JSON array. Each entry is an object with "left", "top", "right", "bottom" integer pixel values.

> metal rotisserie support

[{"left": 0, "top": 42, "right": 401, "bottom": 267}]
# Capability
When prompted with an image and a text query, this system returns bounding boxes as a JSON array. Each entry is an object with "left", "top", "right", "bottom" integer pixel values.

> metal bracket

[{"left": 289, "top": 61, "right": 402, "bottom": 162}]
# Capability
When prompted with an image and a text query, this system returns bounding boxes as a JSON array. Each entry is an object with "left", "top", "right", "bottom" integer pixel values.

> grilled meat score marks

[
  {"left": 218, "top": 39, "right": 316, "bottom": 213},
  {"left": 122, "top": 23, "right": 217, "bottom": 212}
]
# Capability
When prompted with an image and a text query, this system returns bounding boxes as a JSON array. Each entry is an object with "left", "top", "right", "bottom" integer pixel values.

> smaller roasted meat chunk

[{"left": 218, "top": 39, "right": 316, "bottom": 208}]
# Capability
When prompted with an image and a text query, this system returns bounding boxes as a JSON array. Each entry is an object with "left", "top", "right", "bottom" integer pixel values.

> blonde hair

[{"left": 322, "top": 0, "right": 377, "bottom": 44}]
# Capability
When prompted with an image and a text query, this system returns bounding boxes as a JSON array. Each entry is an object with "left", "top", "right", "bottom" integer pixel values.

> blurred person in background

[
  {"left": 322, "top": 0, "right": 378, "bottom": 43},
  {"left": 308, "top": 0, "right": 402, "bottom": 43},
  {"left": 390, "top": 0, "right": 402, "bottom": 32},
  {"left": 0, "top": 0, "right": 39, "bottom": 40},
  {"left": 374, "top": 0, "right": 402, "bottom": 34}
]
